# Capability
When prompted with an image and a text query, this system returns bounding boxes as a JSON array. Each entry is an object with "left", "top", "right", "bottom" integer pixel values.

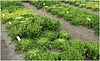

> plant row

[
  {"left": 23, "top": 39, "right": 99, "bottom": 60},
  {"left": 61, "top": 0, "right": 99, "bottom": 11},
  {"left": 1, "top": 8, "right": 60, "bottom": 39},
  {"left": 1, "top": 1, "right": 24, "bottom": 13},
  {"left": 27, "top": 1, "right": 99, "bottom": 35}
]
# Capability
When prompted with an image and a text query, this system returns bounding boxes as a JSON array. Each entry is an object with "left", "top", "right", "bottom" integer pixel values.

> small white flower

[
  {"left": 8, "top": 22, "right": 12, "bottom": 24},
  {"left": 0, "top": 9, "right": 1, "bottom": 11},
  {"left": 2, "top": 14, "right": 5, "bottom": 16},
  {"left": 87, "top": 18, "right": 91, "bottom": 21},
  {"left": 16, "top": 36, "right": 21, "bottom": 41}
]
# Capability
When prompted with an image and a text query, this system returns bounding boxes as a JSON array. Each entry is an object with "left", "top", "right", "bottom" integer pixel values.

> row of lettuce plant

[{"left": 61, "top": 0, "right": 99, "bottom": 11}]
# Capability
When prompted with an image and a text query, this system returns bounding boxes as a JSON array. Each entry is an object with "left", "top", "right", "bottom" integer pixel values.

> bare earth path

[
  {"left": 23, "top": 3, "right": 99, "bottom": 41},
  {"left": 1, "top": 22, "right": 25, "bottom": 60},
  {"left": 61, "top": 3, "right": 99, "bottom": 15}
]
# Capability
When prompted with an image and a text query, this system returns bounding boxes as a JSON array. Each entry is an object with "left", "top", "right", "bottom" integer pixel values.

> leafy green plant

[
  {"left": 24, "top": 49, "right": 60, "bottom": 60},
  {"left": 58, "top": 31, "right": 71, "bottom": 40},
  {"left": 24, "top": 48, "right": 41, "bottom": 60},
  {"left": 69, "top": 40, "right": 86, "bottom": 57},
  {"left": 1, "top": 8, "right": 37, "bottom": 24},
  {"left": 15, "top": 39, "right": 32, "bottom": 53},
  {"left": 57, "top": 11, "right": 66, "bottom": 18},
  {"left": 79, "top": 3, "right": 86, "bottom": 7},
  {"left": 71, "top": 17, "right": 84, "bottom": 26},
  {"left": 73, "top": 1, "right": 81, "bottom": 6},
  {"left": 1, "top": 14, "right": 14, "bottom": 24},
  {"left": 26, "top": 23, "right": 42, "bottom": 38},
  {"left": 59, "top": 40, "right": 85, "bottom": 60},
  {"left": 40, "top": 51, "right": 60, "bottom": 60},
  {"left": 5, "top": 17, "right": 25, "bottom": 30},
  {"left": 63, "top": 1, "right": 99, "bottom": 11},
  {"left": 69, "top": 1, "right": 76, "bottom": 5},
  {"left": 41, "top": 17, "right": 60, "bottom": 31},
  {"left": 7, "top": 20, "right": 42, "bottom": 39},
  {"left": 1, "top": 10, "right": 10, "bottom": 23},
  {"left": 85, "top": 41, "right": 99, "bottom": 60},
  {"left": 42, "top": 30, "right": 58, "bottom": 41},
  {"left": 1, "top": 1, "right": 24, "bottom": 13},
  {"left": 51, "top": 9, "right": 59, "bottom": 15},
  {"left": 37, "top": 37, "right": 50, "bottom": 50},
  {"left": 52, "top": 38, "right": 66, "bottom": 50},
  {"left": 61, "top": 46, "right": 84, "bottom": 60},
  {"left": 29, "top": 1, "right": 59, "bottom": 9},
  {"left": 7, "top": 25, "right": 24, "bottom": 39},
  {"left": 92, "top": 4, "right": 99, "bottom": 11},
  {"left": 45, "top": 6, "right": 53, "bottom": 12}
]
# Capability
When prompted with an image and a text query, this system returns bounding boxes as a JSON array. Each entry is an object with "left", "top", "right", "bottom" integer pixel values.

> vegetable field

[{"left": 1, "top": 0, "right": 100, "bottom": 60}]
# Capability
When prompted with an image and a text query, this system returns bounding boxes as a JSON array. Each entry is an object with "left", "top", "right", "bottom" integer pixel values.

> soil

[
  {"left": 23, "top": 3, "right": 99, "bottom": 41},
  {"left": 1, "top": 22, "right": 25, "bottom": 60}
]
